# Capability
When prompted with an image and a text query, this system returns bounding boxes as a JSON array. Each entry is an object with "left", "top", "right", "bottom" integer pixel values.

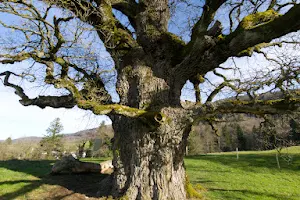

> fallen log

[{"left": 51, "top": 155, "right": 113, "bottom": 175}]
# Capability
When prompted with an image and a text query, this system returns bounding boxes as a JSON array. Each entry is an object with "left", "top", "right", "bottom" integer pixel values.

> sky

[{"left": 0, "top": 85, "right": 111, "bottom": 140}]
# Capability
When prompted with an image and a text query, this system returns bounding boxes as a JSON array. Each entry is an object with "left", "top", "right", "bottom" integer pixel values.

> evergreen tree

[
  {"left": 40, "top": 118, "right": 64, "bottom": 158},
  {"left": 236, "top": 124, "right": 246, "bottom": 150},
  {"left": 221, "top": 125, "right": 232, "bottom": 151},
  {"left": 5, "top": 137, "right": 12, "bottom": 145},
  {"left": 290, "top": 119, "right": 300, "bottom": 143}
]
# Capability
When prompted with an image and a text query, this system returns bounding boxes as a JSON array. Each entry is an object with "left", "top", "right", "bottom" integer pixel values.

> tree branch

[
  {"left": 191, "top": 97, "right": 300, "bottom": 125},
  {"left": 173, "top": 4, "right": 300, "bottom": 91},
  {"left": 44, "top": 0, "right": 138, "bottom": 58},
  {"left": 190, "top": 74, "right": 205, "bottom": 104},
  {"left": 227, "top": 4, "right": 300, "bottom": 57},
  {"left": 0, "top": 1, "right": 116, "bottom": 104},
  {"left": 0, "top": 71, "right": 76, "bottom": 108},
  {"left": 0, "top": 71, "right": 166, "bottom": 121},
  {"left": 110, "top": 0, "right": 138, "bottom": 28},
  {"left": 190, "top": 0, "right": 226, "bottom": 41},
  {"left": 0, "top": 53, "right": 32, "bottom": 64},
  {"left": 213, "top": 98, "right": 300, "bottom": 115}
]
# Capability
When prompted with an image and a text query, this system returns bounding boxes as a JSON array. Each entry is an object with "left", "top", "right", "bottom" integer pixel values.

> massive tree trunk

[
  {"left": 108, "top": 44, "right": 193, "bottom": 199},
  {"left": 111, "top": 108, "right": 192, "bottom": 200}
]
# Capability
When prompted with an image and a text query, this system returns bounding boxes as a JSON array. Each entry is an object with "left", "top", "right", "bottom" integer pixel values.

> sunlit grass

[
  {"left": 0, "top": 147, "right": 299, "bottom": 199},
  {"left": 186, "top": 146, "right": 300, "bottom": 200},
  {"left": 0, "top": 160, "right": 54, "bottom": 200}
]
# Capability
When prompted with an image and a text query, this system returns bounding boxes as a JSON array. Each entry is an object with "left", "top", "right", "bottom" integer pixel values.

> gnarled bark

[{"left": 111, "top": 108, "right": 192, "bottom": 200}]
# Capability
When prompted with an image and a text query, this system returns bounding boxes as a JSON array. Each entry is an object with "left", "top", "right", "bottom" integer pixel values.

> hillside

[
  {"left": 13, "top": 136, "right": 42, "bottom": 143},
  {"left": 10, "top": 125, "right": 114, "bottom": 144}
]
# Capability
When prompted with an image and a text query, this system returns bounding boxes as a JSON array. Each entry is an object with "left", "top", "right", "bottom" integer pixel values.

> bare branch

[
  {"left": 110, "top": 0, "right": 138, "bottom": 28},
  {"left": 190, "top": 0, "right": 226, "bottom": 41},
  {"left": 227, "top": 5, "right": 300, "bottom": 57},
  {"left": 173, "top": 3, "right": 300, "bottom": 90},
  {"left": 190, "top": 74, "right": 205, "bottom": 104},
  {"left": 213, "top": 97, "right": 300, "bottom": 116},
  {"left": 0, "top": 71, "right": 166, "bottom": 121},
  {"left": 0, "top": 53, "right": 32, "bottom": 64},
  {"left": 0, "top": 71, "right": 76, "bottom": 108},
  {"left": 44, "top": 0, "right": 138, "bottom": 58}
]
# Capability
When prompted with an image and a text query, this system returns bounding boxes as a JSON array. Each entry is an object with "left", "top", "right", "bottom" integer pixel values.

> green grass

[
  {"left": 0, "top": 159, "right": 108, "bottom": 200},
  {"left": 185, "top": 146, "right": 300, "bottom": 200},
  {"left": 0, "top": 160, "right": 54, "bottom": 200},
  {"left": 0, "top": 147, "right": 299, "bottom": 199}
]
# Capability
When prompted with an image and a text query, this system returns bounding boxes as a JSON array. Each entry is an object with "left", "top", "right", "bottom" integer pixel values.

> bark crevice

[{"left": 111, "top": 108, "right": 192, "bottom": 200}]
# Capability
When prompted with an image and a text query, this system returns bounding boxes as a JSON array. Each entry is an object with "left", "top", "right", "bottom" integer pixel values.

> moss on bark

[{"left": 241, "top": 10, "right": 280, "bottom": 30}]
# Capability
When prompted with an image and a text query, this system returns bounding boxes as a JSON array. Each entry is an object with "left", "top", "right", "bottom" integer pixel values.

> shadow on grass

[
  {"left": 186, "top": 153, "right": 300, "bottom": 172},
  {"left": 209, "top": 188, "right": 296, "bottom": 200},
  {"left": 195, "top": 179, "right": 229, "bottom": 184},
  {"left": 0, "top": 159, "right": 111, "bottom": 200}
]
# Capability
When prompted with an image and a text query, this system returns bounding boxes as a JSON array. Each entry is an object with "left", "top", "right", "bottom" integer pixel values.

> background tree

[
  {"left": 77, "top": 140, "right": 86, "bottom": 158},
  {"left": 94, "top": 120, "right": 113, "bottom": 157},
  {"left": 4, "top": 137, "right": 12, "bottom": 145},
  {"left": 289, "top": 115, "right": 300, "bottom": 143},
  {"left": 221, "top": 124, "right": 233, "bottom": 151},
  {"left": 236, "top": 124, "right": 246, "bottom": 150},
  {"left": 40, "top": 118, "right": 64, "bottom": 158},
  {"left": 258, "top": 115, "right": 296, "bottom": 168},
  {"left": 98, "top": 121, "right": 106, "bottom": 133},
  {"left": 0, "top": 0, "right": 300, "bottom": 199}
]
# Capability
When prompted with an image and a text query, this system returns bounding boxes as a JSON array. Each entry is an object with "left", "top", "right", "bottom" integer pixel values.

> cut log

[
  {"left": 100, "top": 160, "right": 114, "bottom": 174},
  {"left": 51, "top": 155, "right": 113, "bottom": 175}
]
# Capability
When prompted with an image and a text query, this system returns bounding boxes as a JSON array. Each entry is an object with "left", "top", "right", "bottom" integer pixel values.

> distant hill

[
  {"left": 13, "top": 136, "right": 42, "bottom": 143},
  {"left": 10, "top": 125, "right": 114, "bottom": 144},
  {"left": 62, "top": 125, "right": 114, "bottom": 142}
]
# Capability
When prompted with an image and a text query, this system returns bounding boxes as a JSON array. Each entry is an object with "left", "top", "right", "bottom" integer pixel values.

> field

[
  {"left": 0, "top": 147, "right": 299, "bottom": 200},
  {"left": 186, "top": 146, "right": 300, "bottom": 200}
]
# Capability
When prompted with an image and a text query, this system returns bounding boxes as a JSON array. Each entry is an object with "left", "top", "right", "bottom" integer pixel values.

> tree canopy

[{"left": 0, "top": 0, "right": 299, "bottom": 121}]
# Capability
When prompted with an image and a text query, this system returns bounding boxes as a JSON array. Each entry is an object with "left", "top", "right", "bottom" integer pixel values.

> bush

[
  {"left": 0, "top": 142, "right": 40, "bottom": 160},
  {"left": 92, "top": 146, "right": 112, "bottom": 157}
]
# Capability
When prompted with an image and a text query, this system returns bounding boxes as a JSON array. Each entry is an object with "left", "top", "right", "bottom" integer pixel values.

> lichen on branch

[{"left": 239, "top": 9, "right": 281, "bottom": 30}]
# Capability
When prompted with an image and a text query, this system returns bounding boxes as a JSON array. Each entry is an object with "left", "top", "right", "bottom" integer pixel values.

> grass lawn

[
  {"left": 0, "top": 158, "right": 109, "bottom": 200},
  {"left": 0, "top": 147, "right": 299, "bottom": 199},
  {"left": 185, "top": 146, "right": 300, "bottom": 200}
]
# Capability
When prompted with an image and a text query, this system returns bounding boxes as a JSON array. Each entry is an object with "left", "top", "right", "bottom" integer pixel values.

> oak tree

[{"left": 0, "top": 0, "right": 300, "bottom": 199}]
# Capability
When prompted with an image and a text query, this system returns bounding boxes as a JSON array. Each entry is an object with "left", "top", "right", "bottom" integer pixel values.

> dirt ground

[{"left": 39, "top": 173, "right": 112, "bottom": 200}]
